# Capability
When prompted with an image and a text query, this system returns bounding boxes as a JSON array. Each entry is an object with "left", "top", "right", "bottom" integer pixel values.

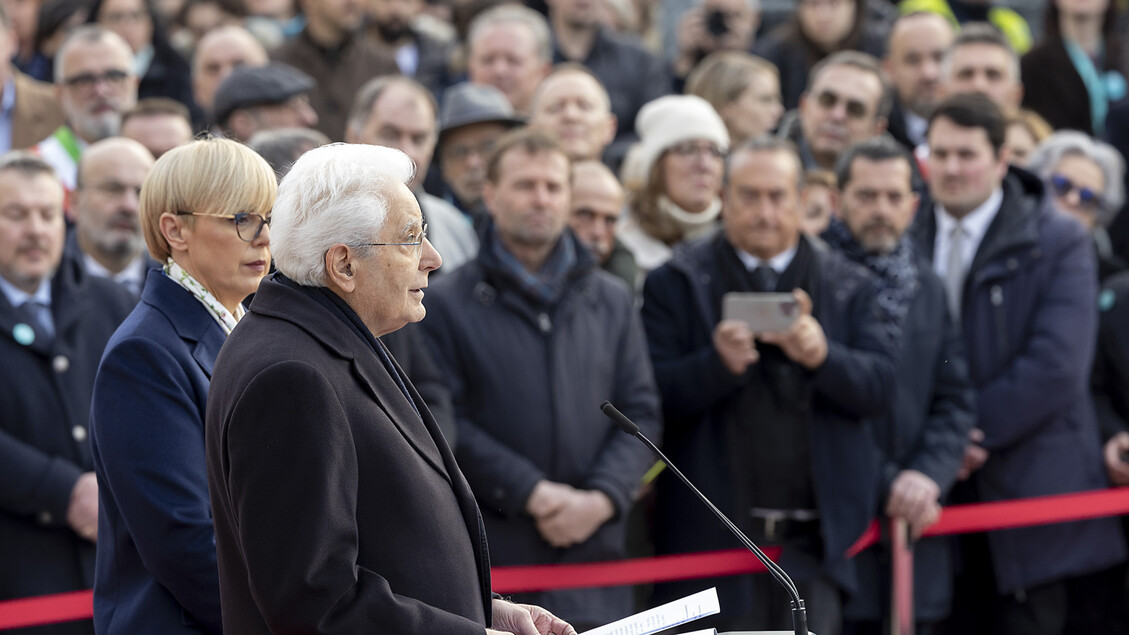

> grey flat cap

[
  {"left": 214, "top": 62, "right": 315, "bottom": 125},
  {"left": 438, "top": 82, "right": 525, "bottom": 144}
]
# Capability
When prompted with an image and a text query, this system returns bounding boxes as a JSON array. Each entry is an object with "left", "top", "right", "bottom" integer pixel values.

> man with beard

[
  {"left": 365, "top": 0, "right": 454, "bottom": 99},
  {"left": 69, "top": 138, "right": 155, "bottom": 300},
  {"left": 882, "top": 12, "right": 955, "bottom": 151},
  {"left": 822, "top": 137, "right": 975, "bottom": 634},
  {"left": 34, "top": 26, "right": 138, "bottom": 200},
  {"left": 782, "top": 50, "right": 889, "bottom": 171},
  {"left": 0, "top": 152, "right": 134, "bottom": 634}
]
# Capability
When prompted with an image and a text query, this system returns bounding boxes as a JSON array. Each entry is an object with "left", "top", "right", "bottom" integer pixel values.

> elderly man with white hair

[{"left": 204, "top": 143, "right": 575, "bottom": 635}]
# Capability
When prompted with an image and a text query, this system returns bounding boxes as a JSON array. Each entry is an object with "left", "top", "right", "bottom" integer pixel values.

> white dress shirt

[
  {"left": 735, "top": 244, "right": 798, "bottom": 274},
  {"left": 932, "top": 188, "right": 1004, "bottom": 281}
]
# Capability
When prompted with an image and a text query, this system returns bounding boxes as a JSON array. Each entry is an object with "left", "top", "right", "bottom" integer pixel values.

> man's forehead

[
  {"left": 813, "top": 65, "right": 883, "bottom": 101},
  {"left": 951, "top": 44, "right": 1014, "bottom": 73},
  {"left": 63, "top": 41, "right": 131, "bottom": 72}
]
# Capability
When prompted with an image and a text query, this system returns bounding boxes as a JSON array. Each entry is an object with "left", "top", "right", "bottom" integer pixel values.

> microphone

[{"left": 600, "top": 401, "right": 808, "bottom": 635}]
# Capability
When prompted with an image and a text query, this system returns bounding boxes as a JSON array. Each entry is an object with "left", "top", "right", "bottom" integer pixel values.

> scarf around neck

[{"left": 164, "top": 258, "right": 244, "bottom": 335}]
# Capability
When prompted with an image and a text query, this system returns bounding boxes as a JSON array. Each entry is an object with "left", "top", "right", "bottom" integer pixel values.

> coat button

[
  {"left": 52, "top": 355, "right": 69, "bottom": 373},
  {"left": 38, "top": 510, "right": 52, "bottom": 525},
  {"left": 72, "top": 426, "right": 87, "bottom": 442}
]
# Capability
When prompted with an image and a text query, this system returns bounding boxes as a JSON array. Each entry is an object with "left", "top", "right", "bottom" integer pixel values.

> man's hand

[
  {"left": 956, "top": 428, "right": 989, "bottom": 481},
  {"left": 1103, "top": 431, "right": 1129, "bottom": 486},
  {"left": 489, "top": 599, "right": 577, "bottom": 635},
  {"left": 713, "top": 319, "right": 759, "bottom": 375},
  {"left": 533, "top": 489, "right": 614, "bottom": 549},
  {"left": 886, "top": 469, "right": 942, "bottom": 538},
  {"left": 525, "top": 480, "right": 572, "bottom": 519},
  {"left": 757, "top": 289, "right": 828, "bottom": 370},
  {"left": 67, "top": 472, "right": 99, "bottom": 543}
]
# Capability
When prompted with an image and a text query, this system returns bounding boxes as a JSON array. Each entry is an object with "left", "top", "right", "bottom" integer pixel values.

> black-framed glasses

[
  {"left": 360, "top": 223, "right": 428, "bottom": 259},
  {"left": 175, "top": 211, "right": 271, "bottom": 242},
  {"left": 63, "top": 69, "right": 131, "bottom": 93},
  {"left": 814, "top": 90, "right": 870, "bottom": 120},
  {"left": 1049, "top": 174, "right": 1104, "bottom": 211}
]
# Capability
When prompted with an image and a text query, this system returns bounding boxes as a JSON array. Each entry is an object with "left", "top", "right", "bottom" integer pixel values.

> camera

[{"left": 706, "top": 9, "right": 729, "bottom": 37}]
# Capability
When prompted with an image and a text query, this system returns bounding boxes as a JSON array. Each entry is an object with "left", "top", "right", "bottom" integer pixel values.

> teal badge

[
  {"left": 13, "top": 322, "right": 35, "bottom": 346},
  {"left": 1099, "top": 289, "right": 1116, "bottom": 312}
]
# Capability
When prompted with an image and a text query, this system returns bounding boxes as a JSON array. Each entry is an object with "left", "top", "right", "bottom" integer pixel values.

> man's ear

[
  {"left": 159, "top": 213, "right": 189, "bottom": 252},
  {"left": 324, "top": 244, "right": 357, "bottom": 293}
]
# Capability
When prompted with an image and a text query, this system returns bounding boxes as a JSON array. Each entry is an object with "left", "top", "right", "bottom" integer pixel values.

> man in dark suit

[
  {"left": 0, "top": 152, "right": 133, "bottom": 634},
  {"left": 824, "top": 137, "right": 976, "bottom": 635},
  {"left": 642, "top": 136, "right": 897, "bottom": 634},
  {"left": 912, "top": 93, "right": 1126, "bottom": 635},
  {"left": 205, "top": 143, "right": 575, "bottom": 635}
]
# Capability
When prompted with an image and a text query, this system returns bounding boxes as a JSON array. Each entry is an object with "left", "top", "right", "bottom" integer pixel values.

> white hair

[
  {"left": 1027, "top": 130, "right": 1126, "bottom": 226},
  {"left": 271, "top": 143, "right": 416, "bottom": 286},
  {"left": 468, "top": 4, "right": 553, "bottom": 63}
]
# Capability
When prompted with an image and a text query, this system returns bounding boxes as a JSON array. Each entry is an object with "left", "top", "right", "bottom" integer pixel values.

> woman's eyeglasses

[
  {"left": 176, "top": 211, "right": 271, "bottom": 242},
  {"left": 1049, "top": 174, "right": 1104, "bottom": 212}
]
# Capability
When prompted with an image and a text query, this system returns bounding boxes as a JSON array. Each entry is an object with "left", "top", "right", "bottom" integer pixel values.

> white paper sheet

[{"left": 578, "top": 587, "right": 721, "bottom": 635}]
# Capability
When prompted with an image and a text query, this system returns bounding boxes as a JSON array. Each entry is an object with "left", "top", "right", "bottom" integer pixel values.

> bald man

[
  {"left": 192, "top": 25, "right": 269, "bottom": 127},
  {"left": 71, "top": 137, "right": 156, "bottom": 298},
  {"left": 883, "top": 13, "right": 955, "bottom": 149},
  {"left": 530, "top": 65, "right": 617, "bottom": 163},
  {"left": 569, "top": 160, "right": 636, "bottom": 289}
]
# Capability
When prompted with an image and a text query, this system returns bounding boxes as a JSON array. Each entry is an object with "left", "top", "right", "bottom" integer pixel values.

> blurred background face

[
  {"left": 547, "top": 0, "right": 600, "bottom": 29},
  {"left": 1, "top": 0, "right": 38, "bottom": 53},
  {"left": 1049, "top": 153, "right": 1106, "bottom": 231},
  {"left": 839, "top": 157, "right": 918, "bottom": 253},
  {"left": 439, "top": 122, "right": 507, "bottom": 207},
  {"left": 799, "top": 182, "right": 834, "bottom": 235},
  {"left": 569, "top": 162, "right": 623, "bottom": 262},
  {"left": 1055, "top": 0, "right": 1108, "bottom": 18},
  {"left": 720, "top": 71, "right": 783, "bottom": 143},
  {"left": 308, "top": 0, "right": 365, "bottom": 34},
  {"left": 943, "top": 44, "right": 1022, "bottom": 111},
  {"left": 121, "top": 113, "right": 193, "bottom": 158},
  {"left": 192, "top": 28, "right": 269, "bottom": 113},
  {"left": 800, "top": 64, "right": 885, "bottom": 163},
  {"left": 58, "top": 37, "right": 139, "bottom": 142},
  {"left": 75, "top": 145, "right": 153, "bottom": 263},
  {"left": 660, "top": 139, "right": 725, "bottom": 213},
  {"left": 1003, "top": 122, "right": 1038, "bottom": 167},
  {"left": 350, "top": 83, "right": 437, "bottom": 185},
  {"left": 884, "top": 14, "right": 953, "bottom": 117},
  {"left": 723, "top": 148, "right": 801, "bottom": 259},
  {"left": 530, "top": 71, "right": 615, "bottom": 161},
  {"left": 0, "top": 171, "right": 65, "bottom": 293},
  {"left": 369, "top": 0, "right": 422, "bottom": 42},
  {"left": 927, "top": 117, "right": 1008, "bottom": 217},
  {"left": 797, "top": 0, "right": 854, "bottom": 51},
  {"left": 484, "top": 149, "right": 571, "bottom": 250},
  {"left": 244, "top": 0, "right": 294, "bottom": 18},
  {"left": 467, "top": 22, "right": 547, "bottom": 113},
  {"left": 97, "top": 0, "right": 154, "bottom": 54},
  {"left": 700, "top": 0, "right": 758, "bottom": 52}
]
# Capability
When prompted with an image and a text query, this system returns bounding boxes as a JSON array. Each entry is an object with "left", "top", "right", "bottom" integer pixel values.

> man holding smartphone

[{"left": 642, "top": 136, "right": 896, "bottom": 634}]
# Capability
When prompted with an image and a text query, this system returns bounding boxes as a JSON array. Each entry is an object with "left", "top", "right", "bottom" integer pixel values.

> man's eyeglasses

[
  {"left": 814, "top": 90, "right": 870, "bottom": 120},
  {"left": 1049, "top": 174, "right": 1104, "bottom": 212},
  {"left": 175, "top": 211, "right": 272, "bottom": 242},
  {"left": 63, "top": 69, "right": 131, "bottom": 93},
  {"left": 360, "top": 223, "right": 428, "bottom": 259}
]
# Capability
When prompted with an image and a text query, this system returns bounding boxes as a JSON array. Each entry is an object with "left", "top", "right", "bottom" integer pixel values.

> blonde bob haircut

[{"left": 141, "top": 136, "right": 278, "bottom": 262}]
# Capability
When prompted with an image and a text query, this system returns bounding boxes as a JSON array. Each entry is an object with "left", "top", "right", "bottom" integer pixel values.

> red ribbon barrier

[
  {"left": 3, "top": 488, "right": 1128, "bottom": 629},
  {"left": 0, "top": 590, "right": 93, "bottom": 631}
]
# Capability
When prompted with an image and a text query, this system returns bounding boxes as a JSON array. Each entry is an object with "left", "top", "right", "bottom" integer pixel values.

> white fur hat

[{"left": 621, "top": 94, "right": 730, "bottom": 189}]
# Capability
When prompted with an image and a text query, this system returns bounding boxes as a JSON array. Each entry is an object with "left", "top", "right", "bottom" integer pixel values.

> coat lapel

[{"left": 145, "top": 271, "right": 226, "bottom": 379}]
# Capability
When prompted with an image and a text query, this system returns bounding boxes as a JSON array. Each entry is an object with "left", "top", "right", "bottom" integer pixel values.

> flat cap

[
  {"left": 438, "top": 82, "right": 524, "bottom": 144},
  {"left": 214, "top": 62, "right": 315, "bottom": 125}
]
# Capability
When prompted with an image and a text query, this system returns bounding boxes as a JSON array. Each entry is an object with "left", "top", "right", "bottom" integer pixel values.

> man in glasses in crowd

[
  {"left": 33, "top": 26, "right": 138, "bottom": 201},
  {"left": 784, "top": 50, "right": 890, "bottom": 171}
]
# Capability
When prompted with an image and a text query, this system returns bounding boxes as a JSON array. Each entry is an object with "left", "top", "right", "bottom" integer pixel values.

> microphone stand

[{"left": 601, "top": 401, "right": 808, "bottom": 635}]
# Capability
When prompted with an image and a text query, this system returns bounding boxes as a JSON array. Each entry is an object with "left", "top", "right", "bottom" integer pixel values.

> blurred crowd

[{"left": 1, "top": 0, "right": 1129, "bottom": 633}]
